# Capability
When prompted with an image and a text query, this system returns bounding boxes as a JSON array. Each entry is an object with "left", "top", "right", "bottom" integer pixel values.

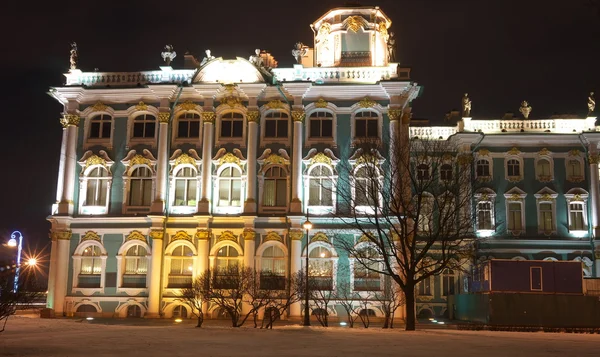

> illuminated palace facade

[{"left": 47, "top": 5, "right": 599, "bottom": 319}]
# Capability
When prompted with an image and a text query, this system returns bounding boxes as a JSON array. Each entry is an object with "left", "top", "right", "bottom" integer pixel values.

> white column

[
  {"left": 290, "top": 112, "right": 304, "bottom": 213},
  {"left": 53, "top": 231, "right": 71, "bottom": 315},
  {"left": 588, "top": 154, "right": 600, "bottom": 238},
  {"left": 147, "top": 230, "right": 164, "bottom": 317},
  {"left": 46, "top": 236, "right": 58, "bottom": 309},
  {"left": 289, "top": 230, "right": 303, "bottom": 317},
  {"left": 197, "top": 233, "right": 209, "bottom": 274},
  {"left": 58, "top": 115, "right": 80, "bottom": 215},
  {"left": 53, "top": 127, "right": 68, "bottom": 214},
  {"left": 388, "top": 109, "right": 401, "bottom": 206},
  {"left": 245, "top": 112, "right": 259, "bottom": 213},
  {"left": 243, "top": 230, "right": 256, "bottom": 270},
  {"left": 199, "top": 112, "right": 215, "bottom": 213},
  {"left": 151, "top": 113, "right": 171, "bottom": 213}
]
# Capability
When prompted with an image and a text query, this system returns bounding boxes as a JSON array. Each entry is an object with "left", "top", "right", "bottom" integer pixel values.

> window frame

[
  {"left": 305, "top": 108, "right": 337, "bottom": 147},
  {"left": 116, "top": 240, "right": 151, "bottom": 294},
  {"left": 85, "top": 113, "right": 113, "bottom": 148},
  {"left": 259, "top": 165, "right": 289, "bottom": 214},
  {"left": 505, "top": 156, "right": 523, "bottom": 182},
  {"left": 566, "top": 154, "right": 585, "bottom": 183},
  {"left": 216, "top": 111, "right": 246, "bottom": 146},
  {"left": 535, "top": 153, "right": 554, "bottom": 182},
  {"left": 170, "top": 164, "right": 200, "bottom": 214},
  {"left": 129, "top": 113, "right": 158, "bottom": 145},
  {"left": 72, "top": 240, "right": 107, "bottom": 295},
  {"left": 504, "top": 189, "right": 527, "bottom": 235},
  {"left": 261, "top": 110, "right": 291, "bottom": 146},
  {"left": 351, "top": 163, "right": 384, "bottom": 215},
  {"left": 213, "top": 164, "right": 245, "bottom": 214},
  {"left": 303, "top": 241, "right": 338, "bottom": 291},
  {"left": 173, "top": 111, "right": 202, "bottom": 144},
  {"left": 165, "top": 242, "right": 196, "bottom": 289},
  {"left": 79, "top": 164, "right": 112, "bottom": 216},
  {"left": 350, "top": 243, "right": 383, "bottom": 292},
  {"left": 351, "top": 109, "right": 381, "bottom": 141},
  {"left": 565, "top": 189, "right": 589, "bottom": 234},
  {"left": 475, "top": 158, "right": 492, "bottom": 181},
  {"left": 257, "top": 243, "right": 288, "bottom": 291},
  {"left": 304, "top": 164, "right": 336, "bottom": 215},
  {"left": 534, "top": 189, "right": 558, "bottom": 235},
  {"left": 475, "top": 189, "right": 497, "bottom": 236}
]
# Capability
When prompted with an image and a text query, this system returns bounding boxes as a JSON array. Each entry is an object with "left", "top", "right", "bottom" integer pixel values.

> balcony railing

[
  {"left": 78, "top": 275, "right": 101, "bottom": 288},
  {"left": 122, "top": 275, "right": 147, "bottom": 288},
  {"left": 168, "top": 275, "right": 192, "bottom": 289}
]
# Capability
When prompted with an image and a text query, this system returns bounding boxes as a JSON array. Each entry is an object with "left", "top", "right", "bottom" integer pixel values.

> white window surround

[
  {"left": 303, "top": 164, "right": 337, "bottom": 215},
  {"left": 534, "top": 188, "right": 558, "bottom": 235},
  {"left": 534, "top": 152, "right": 554, "bottom": 182},
  {"left": 475, "top": 155, "right": 493, "bottom": 181},
  {"left": 169, "top": 164, "right": 201, "bottom": 215},
  {"left": 212, "top": 163, "right": 246, "bottom": 215},
  {"left": 351, "top": 163, "right": 384, "bottom": 215},
  {"left": 77, "top": 151, "right": 114, "bottom": 216},
  {"left": 121, "top": 149, "right": 157, "bottom": 214},
  {"left": 115, "top": 301, "right": 147, "bottom": 318},
  {"left": 72, "top": 240, "right": 108, "bottom": 296},
  {"left": 302, "top": 240, "right": 339, "bottom": 292},
  {"left": 115, "top": 240, "right": 151, "bottom": 296},
  {"left": 504, "top": 154, "right": 523, "bottom": 182},
  {"left": 82, "top": 111, "right": 116, "bottom": 150},
  {"left": 504, "top": 188, "right": 527, "bottom": 235},
  {"left": 565, "top": 153, "right": 585, "bottom": 183},
  {"left": 215, "top": 108, "right": 247, "bottom": 147},
  {"left": 163, "top": 240, "right": 198, "bottom": 291},
  {"left": 171, "top": 110, "right": 203, "bottom": 146},
  {"left": 208, "top": 240, "right": 245, "bottom": 271},
  {"left": 260, "top": 109, "right": 291, "bottom": 146},
  {"left": 474, "top": 189, "right": 496, "bottom": 236},
  {"left": 565, "top": 188, "right": 589, "bottom": 234},
  {"left": 259, "top": 165, "right": 290, "bottom": 214},
  {"left": 349, "top": 242, "right": 384, "bottom": 293},
  {"left": 254, "top": 241, "right": 289, "bottom": 278},
  {"left": 126, "top": 105, "right": 159, "bottom": 149},
  {"left": 304, "top": 102, "right": 338, "bottom": 147},
  {"left": 350, "top": 108, "right": 383, "bottom": 143}
]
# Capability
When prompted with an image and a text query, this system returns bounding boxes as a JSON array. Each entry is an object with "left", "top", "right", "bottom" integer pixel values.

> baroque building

[{"left": 46, "top": 5, "right": 599, "bottom": 320}]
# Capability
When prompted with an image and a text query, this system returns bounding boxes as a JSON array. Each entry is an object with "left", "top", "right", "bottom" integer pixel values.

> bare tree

[
  {"left": 1, "top": 266, "right": 42, "bottom": 333},
  {"left": 260, "top": 271, "right": 303, "bottom": 329},
  {"left": 333, "top": 137, "right": 475, "bottom": 330},
  {"left": 179, "top": 273, "right": 210, "bottom": 327},
  {"left": 336, "top": 281, "right": 359, "bottom": 328},
  {"left": 206, "top": 266, "right": 255, "bottom": 327},
  {"left": 308, "top": 276, "right": 334, "bottom": 327},
  {"left": 374, "top": 278, "right": 405, "bottom": 329}
]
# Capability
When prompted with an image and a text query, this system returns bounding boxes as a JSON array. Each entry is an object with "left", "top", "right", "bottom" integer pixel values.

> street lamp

[
  {"left": 302, "top": 216, "right": 313, "bottom": 326},
  {"left": 7, "top": 231, "right": 23, "bottom": 292}
]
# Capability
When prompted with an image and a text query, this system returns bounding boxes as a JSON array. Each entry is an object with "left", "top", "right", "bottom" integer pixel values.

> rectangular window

[
  {"left": 530, "top": 266, "right": 542, "bottom": 291},
  {"left": 265, "top": 119, "right": 288, "bottom": 138},
  {"left": 539, "top": 202, "right": 553, "bottom": 232},
  {"left": 418, "top": 277, "right": 431, "bottom": 296},
  {"left": 443, "top": 272, "right": 455, "bottom": 296},
  {"left": 310, "top": 119, "right": 332, "bottom": 138},
  {"left": 569, "top": 202, "right": 585, "bottom": 230},
  {"left": 477, "top": 202, "right": 492, "bottom": 230},
  {"left": 90, "top": 122, "right": 101, "bottom": 138},
  {"left": 508, "top": 202, "right": 522, "bottom": 231}
]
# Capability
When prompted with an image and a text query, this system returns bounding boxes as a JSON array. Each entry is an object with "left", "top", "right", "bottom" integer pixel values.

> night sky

[{"left": 0, "top": 0, "right": 598, "bottom": 262}]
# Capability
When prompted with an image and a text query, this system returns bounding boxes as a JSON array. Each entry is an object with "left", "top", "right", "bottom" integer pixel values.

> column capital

[
  {"left": 247, "top": 110, "right": 260, "bottom": 123},
  {"left": 50, "top": 230, "right": 72, "bottom": 241},
  {"left": 149, "top": 229, "right": 164, "bottom": 240},
  {"left": 195, "top": 229, "right": 211, "bottom": 240},
  {"left": 457, "top": 153, "right": 473, "bottom": 166},
  {"left": 589, "top": 153, "right": 600, "bottom": 165},
  {"left": 388, "top": 109, "right": 402, "bottom": 121},
  {"left": 242, "top": 229, "right": 256, "bottom": 241},
  {"left": 201, "top": 111, "right": 215, "bottom": 123},
  {"left": 291, "top": 110, "right": 305, "bottom": 123},
  {"left": 289, "top": 229, "right": 304, "bottom": 241},
  {"left": 158, "top": 112, "right": 171, "bottom": 124},
  {"left": 59, "top": 114, "right": 80, "bottom": 128}
]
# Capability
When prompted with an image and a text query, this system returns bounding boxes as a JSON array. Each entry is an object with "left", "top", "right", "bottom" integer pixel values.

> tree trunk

[
  {"left": 382, "top": 312, "right": 390, "bottom": 329},
  {"left": 196, "top": 314, "right": 204, "bottom": 328},
  {"left": 404, "top": 289, "right": 416, "bottom": 331}
]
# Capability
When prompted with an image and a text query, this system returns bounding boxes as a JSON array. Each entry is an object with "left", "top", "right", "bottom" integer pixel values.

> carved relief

[
  {"left": 264, "top": 231, "right": 283, "bottom": 243},
  {"left": 315, "top": 98, "right": 328, "bottom": 108},
  {"left": 195, "top": 229, "right": 211, "bottom": 240},
  {"left": 291, "top": 110, "right": 305, "bottom": 122},
  {"left": 149, "top": 229, "right": 164, "bottom": 240},
  {"left": 170, "top": 230, "right": 193, "bottom": 243},
  {"left": 289, "top": 230, "right": 304, "bottom": 241},
  {"left": 60, "top": 114, "right": 80, "bottom": 128},
  {"left": 176, "top": 101, "right": 198, "bottom": 111},
  {"left": 310, "top": 232, "right": 329, "bottom": 244},
  {"left": 218, "top": 230, "right": 237, "bottom": 242},
  {"left": 126, "top": 230, "right": 147, "bottom": 244},
  {"left": 135, "top": 101, "right": 148, "bottom": 111},
  {"left": 81, "top": 231, "right": 101, "bottom": 242},
  {"left": 358, "top": 97, "right": 376, "bottom": 108}
]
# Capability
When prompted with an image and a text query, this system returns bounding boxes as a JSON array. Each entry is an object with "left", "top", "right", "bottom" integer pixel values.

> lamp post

[
  {"left": 7, "top": 231, "right": 23, "bottom": 292},
  {"left": 302, "top": 216, "right": 312, "bottom": 326}
]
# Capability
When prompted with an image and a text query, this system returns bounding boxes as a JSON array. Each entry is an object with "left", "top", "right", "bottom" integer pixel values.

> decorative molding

[
  {"left": 222, "top": 96, "right": 242, "bottom": 108},
  {"left": 258, "top": 148, "right": 291, "bottom": 167},
  {"left": 176, "top": 101, "right": 197, "bottom": 111},
  {"left": 589, "top": 153, "right": 600, "bottom": 165},
  {"left": 289, "top": 229, "right": 304, "bottom": 241},
  {"left": 149, "top": 229, "right": 164, "bottom": 240},
  {"left": 264, "top": 231, "right": 283, "bottom": 243},
  {"left": 81, "top": 231, "right": 101, "bottom": 242},
  {"left": 315, "top": 98, "right": 328, "bottom": 108},
  {"left": 507, "top": 193, "right": 523, "bottom": 201},
  {"left": 195, "top": 229, "right": 211, "bottom": 240},
  {"left": 344, "top": 15, "right": 367, "bottom": 33},
  {"left": 130, "top": 155, "right": 151, "bottom": 167},
  {"left": 217, "top": 230, "right": 237, "bottom": 242},
  {"left": 507, "top": 147, "right": 521, "bottom": 156},
  {"left": 171, "top": 230, "right": 193, "bottom": 243},
  {"left": 291, "top": 110, "right": 305, "bottom": 122},
  {"left": 388, "top": 109, "right": 402, "bottom": 121},
  {"left": 51, "top": 230, "right": 72, "bottom": 241},
  {"left": 538, "top": 148, "right": 551, "bottom": 156},
  {"left": 478, "top": 149, "right": 490, "bottom": 156},
  {"left": 568, "top": 149, "right": 580, "bottom": 157},
  {"left": 213, "top": 148, "right": 245, "bottom": 167},
  {"left": 265, "top": 100, "right": 286, "bottom": 110},
  {"left": 358, "top": 234, "right": 373, "bottom": 243},
  {"left": 358, "top": 97, "right": 377, "bottom": 108},
  {"left": 242, "top": 229, "right": 255, "bottom": 241},
  {"left": 126, "top": 230, "right": 147, "bottom": 244},
  {"left": 173, "top": 153, "right": 197, "bottom": 167},
  {"left": 90, "top": 101, "right": 109, "bottom": 112},
  {"left": 60, "top": 114, "right": 80, "bottom": 128},
  {"left": 201, "top": 111, "right": 215, "bottom": 123},
  {"left": 79, "top": 150, "right": 113, "bottom": 171},
  {"left": 309, "top": 152, "right": 332, "bottom": 166},
  {"left": 246, "top": 110, "right": 260, "bottom": 123},
  {"left": 158, "top": 112, "right": 171, "bottom": 124},
  {"left": 310, "top": 232, "right": 330, "bottom": 244},
  {"left": 135, "top": 101, "right": 148, "bottom": 111}
]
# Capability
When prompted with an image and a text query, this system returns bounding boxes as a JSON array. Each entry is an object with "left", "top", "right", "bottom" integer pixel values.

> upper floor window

[
  {"left": 476, "top": 159, "right": 490, "bottom": 177},
  {"left": 263, "top": 167, "right": 287, "bottom": 208},
  {"left": 416, "top": 164, "right": 430, "bottom": 181},
  {"left": 84, "top": 166, "right": 110, "bottom": 208},
  {"left": 220, "top": 112, "right": 244, "bottom": 138},
  {"left": 569, "top": 202, "right": 586, "bottom": 231},
  {"left": 132, "top": 114, "right": 156, "bottom": 138},
  {"left": 89, "top": 114, "right": 112, "bottom": 139},
  {"left": 218, "top": 166, "right": 242, "bottom": 207},
  {"left": 177, "top": 112, "right": 201, "bottom": 139},
  {"left": 354, "top": 166, "right": 378, "bottom": 207},
  {"left": 567, "top": 159, "right": 583, "bottom": 181},
  {"left": 308, "top": 165, "right": 333, "bottom": 207},
  {"left": 507, "top": 159, "right": 520, "bottom": 177},
  {"left": 477, "top": 201, "right": 493, "bottom": 231},
  {"left": 536, "top": 159, "right": 551, "bottom": 179},
  {"left": 129, "top": 166, "right": 153, "bottom": 207},
  {"left": 309, "top": 111, "right": 333, "bottom": 138},
  {"left": 354, "top": 110, "right": 378, "bottom": 138},
  {"left": 264, "top": 112, "right": 289, "bottom": 138},
  {"left": 507, "top": 202, "right": 523, "bottom": 232},
  {"left": 440, "top": 164, "right": 453, "bottom": 181},
  {"left": 539, "top": 202, "right": 554, "bottom": 233},
  {"left": 173, "top": 167, "right": 198, "bottom": 207}
]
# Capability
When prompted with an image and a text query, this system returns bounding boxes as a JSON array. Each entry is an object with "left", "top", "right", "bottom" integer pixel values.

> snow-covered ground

[{"left": 1, "top": 316, "right": 599, "bottom": 356}]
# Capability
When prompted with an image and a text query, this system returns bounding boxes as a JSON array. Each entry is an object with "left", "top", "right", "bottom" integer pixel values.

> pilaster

[
  {"left": 58, "top": 114, "right": 80, "bottom": 215},
  {"left": 290, "top": 110, "right": 305, "bottom": 213},
  {"left": 199, "top": 111, "right": 215, "bottom": 213},
  {"left": 245, "top": 110, "right": 259, "bottom": 213},
  {"left": 50, "top": 229, "right": 72, "bottom": 315},
  {"left": 151, "top": 111, "right": 171, "bottom": 213},
  {"left": 147, "top": 228, "right": 164, "bottom": 318},
  {"left": 289, "top": 229, "right": 303, "bottom": 317},
  {"left": 588, "top": 152, "right": 600, "bottom": 237}
]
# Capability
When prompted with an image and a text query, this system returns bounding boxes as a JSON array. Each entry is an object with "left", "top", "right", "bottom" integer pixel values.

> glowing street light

[
  {"left": 27, "top": 258, "right": 37, "bottom": 266},
  {"left": 7, "top": 231, "right": 23, "bottom": 292},
  {"left": 302, "top": 215, "right": 313, "bottom": 327}
]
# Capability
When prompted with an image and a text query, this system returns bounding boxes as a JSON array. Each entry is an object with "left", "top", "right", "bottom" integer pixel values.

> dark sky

[{"left": 0, "top": 0, "right": 598, "bottom": 258}]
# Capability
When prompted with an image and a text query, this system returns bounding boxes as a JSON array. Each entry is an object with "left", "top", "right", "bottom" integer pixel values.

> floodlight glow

[
  {"left": 174, "top": 318, "right": 183, "bottom": 323},
  {"left": 339, "top": 322, "right": 347, "bottom": 326},
  {"left": 27, "top": 258, "right": 37, "bottom": 266},
  {"left": 86, "top": 317, "right": 94, "bottom": 321}
]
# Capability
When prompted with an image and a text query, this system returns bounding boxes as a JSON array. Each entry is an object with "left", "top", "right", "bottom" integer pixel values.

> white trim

[
  {"left": 474, "top": 189, "right": 496, "bottom": 236},
  {"left": 171, "top": 110, "right": 204, "bottom": 147},
  {"left": 169, "top": 163, "right": 201, "bottom": 215},
  {"left": 350, "top": 107, "right": 383, "bottom": 144},
  {"left": 260, "top": 108, "right": 292, "bottom": 147},
  {"left": 534, "top": 151, "right": 554, "bottom": 182},
  {"left": 303, "top": 163, "right": 337, "bottom": 215},
  {"left": 212, "top": 163, "right": 246, "bottom": 215},
  {"left": 127, "top": 106, "right": 159, "bottom": 149},
  {"left": 534, "top": 188, "right": 558, "bottom": 235},
  {"left": 565, "top": 188, "right": 589, "bottom": 234},
  {"left": 504, "top": 151, "right": 524, "bottom": 182},
  {"left": 215, "top": 108, "right": 247, "bottom": 147},
  {"left": 565, "top": 153, "right": 585, "bottom": 183},
  {"left": 504, "top": 188, "right": 527, "bottom": 235},
  {"left": 258, "top": 164, "right": 291, "bottom": 214},
  {"left": 474, "top": 154, "right": 493, "bottom": 182},
  {"left": 115, "top": 239, "right": 151, "bottom": 296},
  {"left": 304, "top": 104, "right": 338, "bottom": 147},
  {"left": 302, "top": 240, "right": 339, "bottom": 292},
  {"left": 82, "top": 112, "right": 115, "bottom": 150},
  {"left": 72, "top": 240, "right": 107, "bottom": 295}
]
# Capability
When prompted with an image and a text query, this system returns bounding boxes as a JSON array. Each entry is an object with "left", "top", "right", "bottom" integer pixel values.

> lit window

[
  {"left": 567, "top": 160, "right": 583, "bottom": 179},
  {"left": 177, "top": 113, "right": 201, "bottom": 138},
  {"left": 84, "top": 167, "right": 109, "bottom": 207},
  {"left": 89, "top": 114, "right": 112, "bottom": 139},
  {"left": 308, "top": 246, "right": 333, "bottom": 290},
  {"left": 218, "top": 167, "right": 242, "bottom": 207},
  {"left": 79, "top": 245, "right": 102, "bottom": 288},
  {"left": 440, "top": 164, "right": 453, "bottom": 181},
  {"left": 539, "top": 202, "right": 554, "bottom": 232},
  {"left": 477, "top": 201, "right": 493, "bottom": 231},
  {"left": 220, "top": 112, "right": 244, "bottom": 138},
  {"left": 507, "top": 159, "right": 520, "bottom": 177},
  {"left": 128, "top": 166, "right": 152, "bottom": 207},
  {"left": 264, "top": 112, "right": 289, "bottom": 138},
  {"left": 537, "top": 159, "right": 551, "bottom": 178},
  {"left": 508, "top": 202, "right": 523, "bottom": 231},
  {"left": 354, "top": 111, "right": 378, "bottom": 138},
  {"left": 132, "top": 114, "right": 156, "bottom": 138},
  {"left": 263, "top": 167, "right": 287, "bottom": 207},
  {"left": 476, "top": 159, "right": 490, "bottom": 177},
  {"left": 308, "top": 165, "right": 333, "bottom": 206},
  {"left": 168, "top": 245, "right": 193, "bottom": 288},
  {"left": 309, "top": 111, "right": 333, "bottom": 138},
  {"left": 215, "top": 245, "right": 239, "bottom": 289},
  {"left": 173, "top": 167, "right": 198, "bottom": 207},
  {"left": 260, "top": 246, "right": 286, "bottom": 290},
  {"left": 123, "top": 245, "right": 147, "bottom": 288},
  {"left": 569, "top": 202, "right": 585, "bottom": 231},
  {"left": 353, "top": 247, "right": 380, "bottom": 291}
]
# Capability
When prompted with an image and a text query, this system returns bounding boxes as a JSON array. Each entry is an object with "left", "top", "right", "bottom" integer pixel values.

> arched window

[
  {"left": 537, "top": 159, "right": 551, "bottom": 177},
  {"left": 218, "top": 166, "right": 242, "bottom": 207},
  {"left": 89, "top": 114, "right": 112, "bottom": 139},
  {"left": 75, "top": 304, "right": 97, "bottom": 317},
  {"left": 168, "top": 245, "right": 193, "bottom": 288},
  {"left": 263, "top": 167, "right": 287, "bottom": 207},
  {"left": 308, "top": 246, "right": 333, "bottom": 290},
  {"left": 260, "top": 246, "right": 286, "bottom": 290},
  {"left": 173, "top": 305, "right": 188, "bottom": 318},
  {"left": 309, "top": 111, "right": 333, "bottom": 138},
  {"left": 177, "top": 112, "right": 201, "bottom": 138},
  {"left": 353, "top": 247, "right": 380, "bottom": 291},
  {"left": 173, "top": 167, "right": 198, "bottom": 207},
  {"left": 265, "top": 112, "right": 289, "bottom": 138},
  {"left": 84, "top": 166, "right": 110, "bottom": 207},
  {"left": 220, "top": 112, "right": 244, "bottom": 138},
  {"left": 123, "top": 245, "right": 147, "bottom": 288},
  {"left": 79, "top": 246, "right": 102, "bottom": 288},
  {"left": 416, "top": 164, "right": 430, "bottom": 180},
  {"left": 127, "top": 305, "right": 142, "bottom": 318},
  {"left": 440, "top": 164, "right": 453, "bottom": 181},
  {"left": 132, "top": 114, "right": 156, "bottom": 138},
  {"left": 215, "top": 245, "right": 239, "bottom": 288},
  {"left": 442, "top": 269, "right": 456, "bottom": 296},
  {"left": 129, "top": 166, "right": 152, "bottom": 207},
  {"left": 354, "top": 110, "right": 378, "bottom": 138},
  {"left": 507, "top": 159, "right": 520, "bottom": 177},
  {"left": 354, "top": 165, "right": 378, "bottom": 207},
  {"left": 308, "top": 165, "right": 333, "bottom": 206},
  {"left": 476, "top": 159, "right": 490, "bottom": 177}
]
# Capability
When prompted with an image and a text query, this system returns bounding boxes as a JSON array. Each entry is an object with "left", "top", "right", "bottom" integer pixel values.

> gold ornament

[
  {"left": 507, "top": 193, "right": 522, "bottom": 201},
  {"left": 310, "top": 152, "right": 332, "bottom": 166},
  {"left": 266, "top": 100, "right": 286, "bottom": 109},
  {"left": 378, "top": 22, "right": 389, "bottom": 41},
  {"left": 201, "top": 112, "right": 215, "bottom": 123},
  {"left": 85, "top": 155, "right": 107, "bottom": 170},
  {"left": 538, "top": 148, "right": 550, "bottom": 156},
  {"left": 60, "top": 114, "right": 80, "bottom": 128},
  {"left": 478, "top": 149, "right": 490, "bottom": 156},
  {"left": 90, "top": 101, "right": 109, "bottom": 112},
  {"left": 195, "top": 230, "right": 211, "bottom": 240},
  {"left": 219, "top": 152, "right": 241, "bottom": 166},
  {"left": 242, "top": 229, "right": 255, "bottom": 241},
  {"left": 174, "top": 153, "right": 197, "bottom": 167},
  {"left": 589, "top": 154, "right": 600, "bottom": 165},
  {"left": 158, "top": 112, "right": 171, "bottom": 124},
  {"left": 246, "top": 111, "right": 260, "bottom": 123},
  {"left": 539, "top": 193, "right": 554, "bottom": 201},
  {"left": 318, "top": 22, "right": 331, "bottom": 37},
  {"left": 81, "top": 231, "right": 101, "bottom": 242},
  {"left": 388, "top": 109, "right": 402, "bottom": 121},
  {"left": 177, "top": 101, "right": 197, "bottom": 111},
  {"left": 135, "top": 101, "right": 148, "bottom": 111},
  {"left": 51, "top": 230, "right": 72, "bottom": 241},
  {"left": 310, "top": 232, "right": 329, "bottom": 243},
  {"left": 508, "top": 147, "right": 521, "bottom": 156},
  {"left": 289, "top": 230, "right": 304, "bottom": 241},
  {"left": 171, "top": 230, "right": 193, "bottom": 243},
  {"left": 345, "top": 16, "right": 366, "bottom": 33},
  {"left": 569, "top": 149, "right": 581, "bottom": 157},
  {"left": 264, "top": 154, "right": 287, "bottom": 166},
  {"left": 126, "top": 230, "right": 147, "bottom": 243},
  {"left": 149, "top": 230, "right": 164, "bottom": 240},
  {"left": 358, "top": 234, "right": 373, "bottom": 243},
  {"left": 358, "top": 97, "right": 377, "bottom": 108},
  {"left": 217, "top": 230, "right": 237, "bottom": 242},
  {"left": 315, "top": 98, "right": 328, "bottom": 108},
  {"left": 291, "top": 110, "right": 305, "bottom": 122},
  {"left": 223, "top": 96, "right": 242, "bottom": 107},
  {"left": 264, "top": 231, "right": 283, "bottom": 243},
  {"left": 130, "top": 155, "right": 151, "bottom": 167}
]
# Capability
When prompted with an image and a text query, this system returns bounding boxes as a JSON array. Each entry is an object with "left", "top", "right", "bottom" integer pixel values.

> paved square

[{"left": 1, "top": 316, "right": 599, "bottom": 356}]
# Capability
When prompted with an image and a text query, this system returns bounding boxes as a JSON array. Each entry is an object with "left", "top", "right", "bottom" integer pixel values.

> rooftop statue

[
  {"left": 249, "top": 49, "right": 264, "bottom": 67},
  {"left": 161, "top": 45, "right": 176, "bottom": 66},
  {"left": 520, "top": 100, "right": 532, "bottom": 119},
  {"left": 588, "top": 92, "right": 596, "bottom": 114},
  {"left": 387, "top": 32, "right": 396, "bottom": 63},
  {"left": 69, "top": 42, "right": 78, "bottom": 70},
  {"left": 200, "top": 49, "right": 215, "bottom": 66},
  {"left": 291, "top": 42, "right": 308, "bottom": 64},
  {"left": 462, "top": 93, "right": 472, "bottom": 117}
]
